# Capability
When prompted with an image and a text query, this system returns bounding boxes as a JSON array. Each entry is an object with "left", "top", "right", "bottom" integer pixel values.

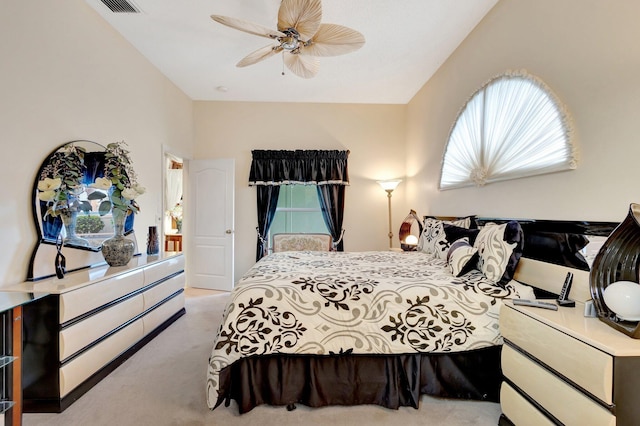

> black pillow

[
  {"left": 502, "top": 220, "right": 525, "bottom": 284},
  {"left": 443, "top": 224, "right": 481, "bottom": 245},
  {"left": 521, "top": 230, "right": 590, "bottom": 271}
]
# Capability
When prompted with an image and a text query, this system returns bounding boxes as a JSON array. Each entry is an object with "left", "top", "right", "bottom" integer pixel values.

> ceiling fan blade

[
  {"left": 301, "top": 24, "right": 366, "bottom": 57},
  {"left": 278, "top": 0, "right": 322, "bottom": 40},
  {"left": 236, "top": 44, "right": 282, "bottom": 67},
  {"left": 284, "top": 53, "right": 319, "bottom": 79},
  {"left": 211, "top": 15, "right": 285, "bottom": 39}
]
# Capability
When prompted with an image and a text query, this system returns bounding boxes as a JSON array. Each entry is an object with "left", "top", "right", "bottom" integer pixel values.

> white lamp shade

[
  {"left": 603, "top": 281, "right": 640, "bottom": 321},
  {"left": 377, "top": 179, "right": 402, "bottom": 192},
  {"left": 405, "top": 235, "right": 419, "bottom": 245}
]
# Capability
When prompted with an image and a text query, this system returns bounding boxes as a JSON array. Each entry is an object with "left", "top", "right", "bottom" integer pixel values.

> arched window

[{"left": 439, "top": 70, "right": 576, "bottom": 190}]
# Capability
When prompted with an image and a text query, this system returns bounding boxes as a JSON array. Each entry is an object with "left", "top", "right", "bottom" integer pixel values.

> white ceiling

[{"left": 86, "top": 0, "right": 498, "bottom": 104}]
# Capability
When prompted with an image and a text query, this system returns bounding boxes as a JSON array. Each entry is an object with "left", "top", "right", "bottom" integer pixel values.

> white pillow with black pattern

[
  {"left": 418, "top": 219, "right": 449, "bottom": 258},
  {"left": 449, "top": 216, "right": 473, "bottom": 228},
  {"left": 473, "top": 222, "right": 518, "bottom": 283},
  {"left": 424, "top": 215, "right": 476, "bottom": 229},
  {"left": 447, "top": 238, "right": 479, "bottom": 276}
]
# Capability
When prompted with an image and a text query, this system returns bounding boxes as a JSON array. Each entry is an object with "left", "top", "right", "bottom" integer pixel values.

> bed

[{"left": 206, "top": 216, "right": 615, "bottom": 413}]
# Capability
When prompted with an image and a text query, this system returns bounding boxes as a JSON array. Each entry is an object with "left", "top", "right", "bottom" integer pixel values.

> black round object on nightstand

[{"left": 589, "top": 203, "right": 640, "bottom": 338}]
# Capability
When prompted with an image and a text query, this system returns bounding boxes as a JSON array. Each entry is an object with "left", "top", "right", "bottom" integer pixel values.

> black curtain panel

[
  {"left": 249, "top": 150, "right": 349, "bottom": 259},
  {"left": 317, "top": 185, "right": 345, "bottom": 251},
  {"left": 255, "top": 185, "right": 280, "bottom": 261}
]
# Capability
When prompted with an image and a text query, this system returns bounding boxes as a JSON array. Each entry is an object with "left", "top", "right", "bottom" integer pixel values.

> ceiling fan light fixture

[
  {"left": 278, "top": 28, "right": 300, "bottom": 51},
  {"left": 210, "top": 0, "right": 364, "bottom": 79}
]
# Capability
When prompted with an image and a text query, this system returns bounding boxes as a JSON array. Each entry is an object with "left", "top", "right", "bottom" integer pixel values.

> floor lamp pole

[
  {"left": 386, "top": 190, "right": 393, "bottom": 249},
  {"left": 377, "top": 179, "right": 401, "bottom": 250}
]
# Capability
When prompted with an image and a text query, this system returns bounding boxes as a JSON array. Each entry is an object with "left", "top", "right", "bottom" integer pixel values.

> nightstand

[{"left": 499, "top": 300, "right": 640, "bottom": 426}]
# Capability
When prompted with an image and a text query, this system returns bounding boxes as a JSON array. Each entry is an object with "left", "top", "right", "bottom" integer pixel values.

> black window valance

[{"left": 248, "top": 150, "right": 350, "bottom": 186}]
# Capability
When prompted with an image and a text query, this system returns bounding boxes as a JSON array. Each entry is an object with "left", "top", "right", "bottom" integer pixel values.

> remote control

[
  {"left": 513, "top": 299, "right": 559, "bottom": 311},
  {"left": 558, "top": 272, "right": 573, "bottom": 301}
]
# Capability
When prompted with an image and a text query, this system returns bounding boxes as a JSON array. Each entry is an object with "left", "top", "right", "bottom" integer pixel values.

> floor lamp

[{"left": 377, "top": 180, "right": 402, "bottom": 249}]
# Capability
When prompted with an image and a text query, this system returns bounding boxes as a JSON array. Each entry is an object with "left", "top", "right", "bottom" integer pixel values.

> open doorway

[{"left": 165, "top": 153, "right": 183, "bottom": 252}]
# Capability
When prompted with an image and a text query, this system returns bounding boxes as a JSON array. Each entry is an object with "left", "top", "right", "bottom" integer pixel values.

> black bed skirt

[{"left": 216, "top": 346, "right": 502, "bottom": 413}]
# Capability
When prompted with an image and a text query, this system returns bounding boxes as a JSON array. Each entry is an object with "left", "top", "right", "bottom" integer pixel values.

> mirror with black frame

[{"left": 28, "top": 140, "right": 138, "bottom": 281}]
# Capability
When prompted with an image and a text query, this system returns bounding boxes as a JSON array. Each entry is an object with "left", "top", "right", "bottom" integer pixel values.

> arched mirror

[{"left": 28, "top": 140, "right": 138, "bottom": 280}]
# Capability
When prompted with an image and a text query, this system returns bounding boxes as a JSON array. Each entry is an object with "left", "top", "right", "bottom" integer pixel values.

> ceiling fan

[{"left": 211, "top": 0, "right": 365, "bottom": 79}]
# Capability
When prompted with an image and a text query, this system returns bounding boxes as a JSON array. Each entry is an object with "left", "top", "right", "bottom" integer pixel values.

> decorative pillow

[
  {"left": 443, "top": 224, "right": 481, "bottom": 246},
  {"left": 473, "top": 221, "right": 524, "bottom": 285},
  {"left": 418, "top": 219, "right": 449, "bottom": 259},
  {"left": 520, "top": 226, "right": 590, "bottom": 270},
  {"left": 425, "top": 215, "right": 477, "bottom": 229},
  {"left": 447, "top": 238, "right": 479, "bottom": 276}
]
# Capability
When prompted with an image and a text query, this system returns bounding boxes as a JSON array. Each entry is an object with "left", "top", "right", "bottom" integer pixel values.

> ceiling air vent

[{"left": 99, "top": 0, "right": 140, "bottom": 13}]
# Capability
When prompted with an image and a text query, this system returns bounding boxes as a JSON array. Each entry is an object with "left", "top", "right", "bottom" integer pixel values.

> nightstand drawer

[
  {"left": 500, "top": 305, "right": 613, "bottom": 404},
  {"left": 502, "top": 345, "right": 615, "bottom": 426},
  {"left": 500, "top": 382, "right": 554, "bottom": 426}
]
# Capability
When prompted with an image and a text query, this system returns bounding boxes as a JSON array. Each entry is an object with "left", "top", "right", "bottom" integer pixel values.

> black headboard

[{"left": 475, "top": 217, "right": 617, "bottom": 237}]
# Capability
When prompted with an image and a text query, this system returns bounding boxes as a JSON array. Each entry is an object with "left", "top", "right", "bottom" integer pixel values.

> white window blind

[{"left": 439, "top": 71, "right": 576, "bottom": 190}]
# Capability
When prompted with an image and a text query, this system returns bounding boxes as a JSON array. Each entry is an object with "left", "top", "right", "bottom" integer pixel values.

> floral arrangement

[
  {"left": 169, "top": 201, "right": 183, "bottom": 231},
  {"left": 37, "top": 144, "right": 88, "bottom": 218},
  {"left": 90, "top": 141, "right": 145, "bottom": 216}
]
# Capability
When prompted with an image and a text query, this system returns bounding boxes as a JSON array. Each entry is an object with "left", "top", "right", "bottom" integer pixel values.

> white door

[{"left": 186, "top": 159, "right": 234, "bottom": 291}]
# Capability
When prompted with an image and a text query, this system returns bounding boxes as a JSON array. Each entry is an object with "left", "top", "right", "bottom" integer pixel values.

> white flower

[
  {"left": 121, "top": 188, "right": 138, "bottom": 200},
  {"left": 38, "top": 177, "right": 61, "bottom": 191},
  {"left": 38, "top": 189, "right": 57, "bottom": 202},
  {"left": 134, "top": 184, "right": 146, "bottom": 195},
  {"left": 89, "top": 177, "right": 113, "bottom": 190}
]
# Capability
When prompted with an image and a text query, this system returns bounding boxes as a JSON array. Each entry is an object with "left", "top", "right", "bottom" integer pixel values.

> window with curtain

[
  {"left": 269, "top": 185, "right": 330, "bottom": 247},
  {"left": 249, "top": 150, "right": 349, "bottom": 260},
  {"left": 439, "top": 70, "right": 576, "bottom": 190}
]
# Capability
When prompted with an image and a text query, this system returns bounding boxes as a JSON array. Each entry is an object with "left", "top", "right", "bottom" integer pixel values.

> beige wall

[
  {"left": 5, "top": 0, "right": 639, "bottom": 287},
  {"left": 193, "top": 101, "right": 406, "bottom": 280},
  {"left": 0, "top": 0, "right": 194, "bottom": 287},
  {"left": 406, "top": 0, "right": 640, "bottom": 222}
]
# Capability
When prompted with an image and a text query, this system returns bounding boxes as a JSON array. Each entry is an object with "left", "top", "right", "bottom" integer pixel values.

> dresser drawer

[
  {"left": 500, "top": 305, "right": 613, "bottom": 404},
  {"left": 60, "top": 318, "right": 144, "bottom": 397},
  {"left": 59, "top": 294, "right": 144, "bottom": 360},
  {"left": 60, "top": 269, "right": 144, "bottom": 323},
  {"left": 144, "top": 255, "right": 185, "bottom": 286},
  {"left": 500, "top": 382, "right": 554, "bottom": 426},
  {"left": 502, "top": 345, "right": 615, "bottom": 426},
  {"left": 143, "top": 272, "right": 185, "bottom": 310},
  {"left": 143, "top": 292, "right": 184, "bottom": 336}
]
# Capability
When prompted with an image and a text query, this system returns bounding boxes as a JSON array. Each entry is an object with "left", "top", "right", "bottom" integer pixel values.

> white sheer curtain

[
  {"left": 439, "top": 71, "right": 576, "bottom": 190},
  {"left": 165, "top": 169, "right": 183, "bottom": 214}
]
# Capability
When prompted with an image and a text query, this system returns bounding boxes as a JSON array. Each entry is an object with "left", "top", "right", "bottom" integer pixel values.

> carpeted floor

[{"left": 23, "top": 288, "right": 501, "bottom": 426}]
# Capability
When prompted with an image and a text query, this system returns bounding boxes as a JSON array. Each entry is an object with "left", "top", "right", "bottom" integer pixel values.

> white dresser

[
  {"left": 499, "top": 300, "right": 640, "bottom": 426},
  {"left": 6, "top": 253, "right": 185, "bottom": 413}
]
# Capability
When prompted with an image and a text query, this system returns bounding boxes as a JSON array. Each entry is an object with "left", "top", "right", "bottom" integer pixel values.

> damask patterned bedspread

[{"left": 206, "top": 251, "right": 532, "bottom": 408}]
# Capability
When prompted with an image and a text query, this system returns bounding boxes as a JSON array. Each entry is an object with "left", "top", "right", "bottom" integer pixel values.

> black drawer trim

[
  {"left": 60, "top": 288, "right": 184, "bottom": 366},
  {"left": 502, "top": 378, "right": 563, "bottom": 425},
  {"left": 503, "top": 339, "right": 616, "bottom": 415},
  {"left": 60, "top": 270, "right": 184, "bottom": 330},
  {"left": 23, "top": 307, "right": 186, "bottom": 413}
]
